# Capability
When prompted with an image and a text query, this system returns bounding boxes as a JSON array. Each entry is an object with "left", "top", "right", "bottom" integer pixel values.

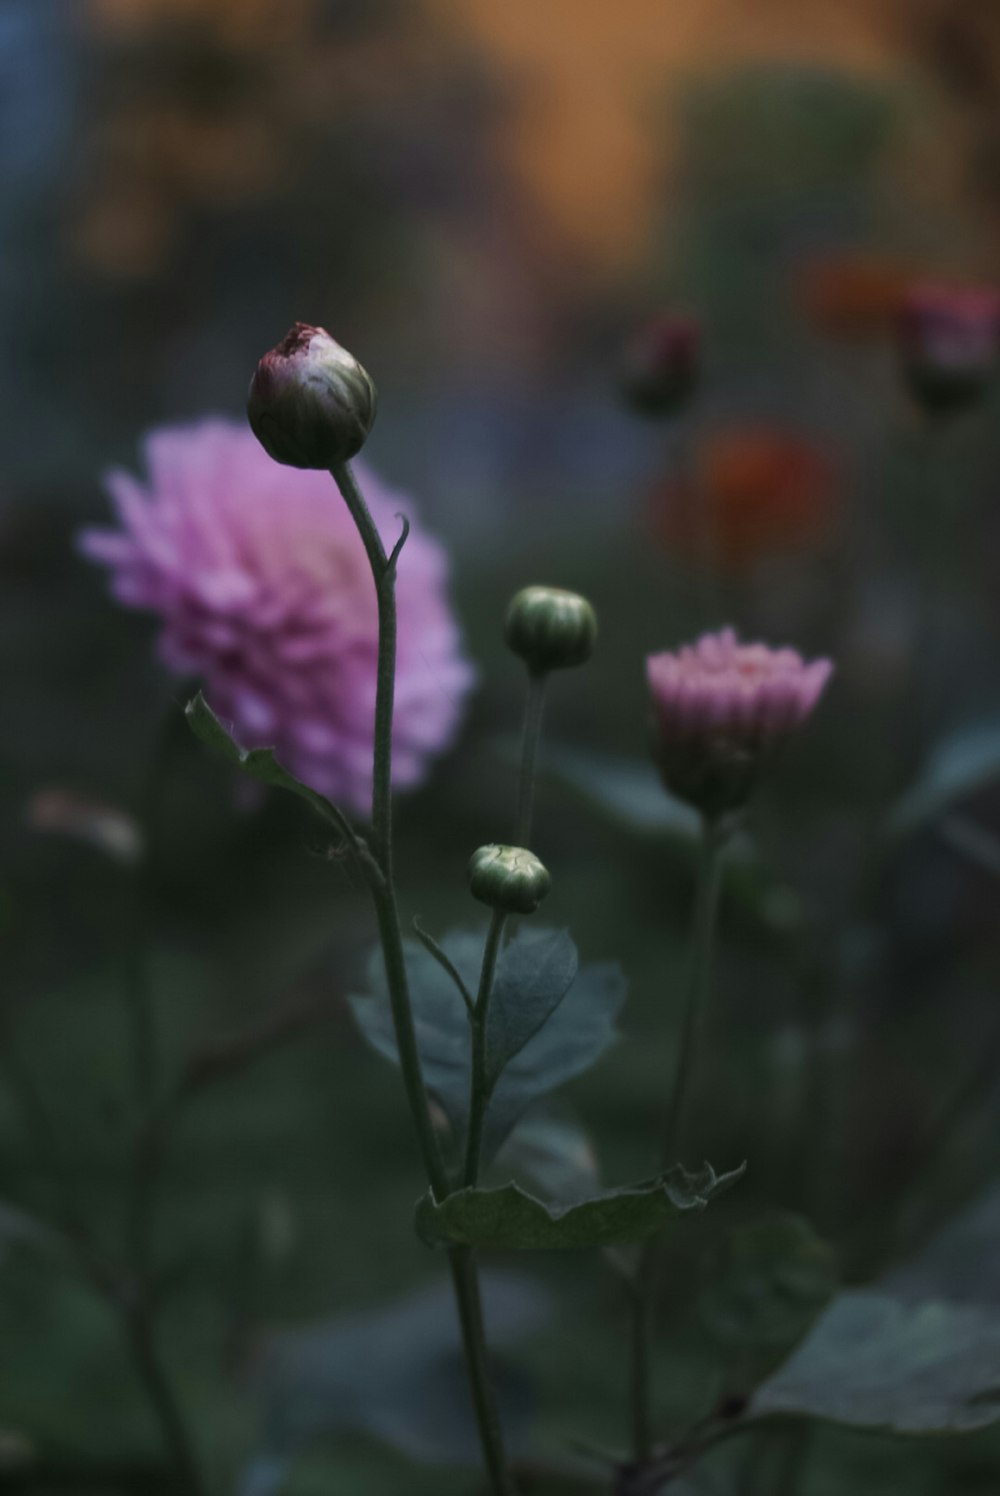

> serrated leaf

[
  {"left": 752, "top": 1291, "right": 1000, "bottom": 1433},
  {"left": 244, "top": 1271, "right": 548, "bottom": 1476},
  {"left": 700, "top": 1213, "right": 837, "bottom": 1379},
  {"left": 888, "top": 718, "right": 1000, "bottom": 838},
  {"left": 349, "top": 928, "right": 625, "bottom": 1167},
  {"left": 415, "top": 1162, "right": 746, "bottom": 1251},
  {"left": 185, "top": 692, "right": 356, "bottom": 840}
]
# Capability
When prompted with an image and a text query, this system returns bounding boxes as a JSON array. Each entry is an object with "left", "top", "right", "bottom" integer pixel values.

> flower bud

[
  {"left": 504, "top": 586, "right": 597, "bottom": 676},
  {"left": 620, "top": 314, "right": 700, "bottom": 418},
  {"left": 647, "top": 629, "right": 832, "bottom": 818},
  {"left": 468, "top": 844, "right": 551, "bottom": 915},
  {"left": 897, "top": 285, "right": 1000, "bottom": 417},
  {"left": 247, "top": 322, "right": 377, "bottom": 468}
]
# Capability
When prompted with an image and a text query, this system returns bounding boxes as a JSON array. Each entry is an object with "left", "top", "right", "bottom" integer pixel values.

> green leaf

[
  {"left": 349, "top": 927, "right": 625, "bottom": 1167},
  {"left": 185, "top": 692, "right": 359, "bottom": 845},
  {"left": 414, "top": 1162, "right": 746, "bottom": 1250},
  {"left": 541, "top": 743, "right": 700, "bottom": 840},
  {"left": 484, "top": 928, "right": 578, "bottom": 1090},
  {"left": 752, "top": 1291, "right": 1000, "bottom": 1433},
  {"left": 0, "top": 1200, "right": 65, "bottom": 1259},
  {"left": 700, "top": 1213, "right": 838, "bottom": 1379},
  {"left": 888, "top": 718, "right": 1000, "bottom": 838},
  {"left": 885, "top": 1181, "right": 1000, "bottom": 1307},
  {"left": 244, "top": 1271, "right": 548, "bottom": 1480}
]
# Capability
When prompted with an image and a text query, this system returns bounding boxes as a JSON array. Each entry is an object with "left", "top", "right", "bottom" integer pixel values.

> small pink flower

[
  {"left": 620, "top": 313, "right": 700, "bottom": 418},
  {"left": 646, "top": 628, "right": 832, "bottom": 816},
  {"left": 80, "top": 418, "right": 476, "bottom": 814},
  {"left": 898, "top": 284, "right": 1000, "bottom": 415}
]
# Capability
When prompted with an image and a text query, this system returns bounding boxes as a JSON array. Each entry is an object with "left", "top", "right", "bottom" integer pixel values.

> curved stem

[
  {"left": 463, "top": 908, "right": 507, "bottom": 1189},
  {"left": 515, "top": 673, "right": 548, "bottom": 848},
  {"left": 330, "top": 462, "right": 514, "bottom": 1496}
]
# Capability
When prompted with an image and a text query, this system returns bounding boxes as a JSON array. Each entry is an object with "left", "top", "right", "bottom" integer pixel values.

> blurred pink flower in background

[
  {"left": 647, "top": 628, "right": 832, "bottom": 815},
  {"left": 81, "top": 419, "right": 476, "bottom": 813}
]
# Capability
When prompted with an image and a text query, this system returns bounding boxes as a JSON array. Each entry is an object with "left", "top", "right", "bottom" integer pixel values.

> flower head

[
  {"left": 80, "top": 418, "right": 475, "bottom": 814},
  {"left": 468, "top": 844, "right": 551, "bottom": 915},
  {"left": 897, "top": 284, "right": 1000, "bottom": 415},
  {"left": 247, "top": 322, "right": 377, "bottom": 468},
  {"left": 647, "top": 629, "right": 832, "bottom": 817},
  {"left": 504, "top": 586, "right": 597, "bottom": 676}
]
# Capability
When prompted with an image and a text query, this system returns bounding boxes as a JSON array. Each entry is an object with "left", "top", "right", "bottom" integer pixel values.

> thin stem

[
  {"left": 330, "top": 461, "right": 448, "bottom": 1200},
  {"left": 123, "top": 1306, "right": 206, "bottom": 1496},
  {"left": 463, "top": 908, "right": 508, "bottom": 1188},
  {"left": 628, "top": 814, "right": 727, "bottom": 1467},
  {"left": 660, "top": 815, "right": 726, "bottom": 1166},
  {"left": 515, "top": 673, "right": 548, "bottom": 848},
  {"left": 449, "top": 1245, "right": 517, "bottom": 1496},
  {"left": 330, "top": 462, "right": 514, "bottom": 1496}
]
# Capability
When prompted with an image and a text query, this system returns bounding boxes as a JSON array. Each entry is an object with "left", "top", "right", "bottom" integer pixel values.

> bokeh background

[{"left": 5, "top": 1, "right": 1000, "bottom": 1492}]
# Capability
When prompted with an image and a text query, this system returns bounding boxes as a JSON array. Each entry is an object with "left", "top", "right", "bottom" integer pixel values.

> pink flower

[
  {"left": 646, "top": 628, "right": 832, "bottom": 816},
  {"left": 897, "top": 284, "right": 1000, "bottom": 415},
  {"left": 80, "top": 418, "right": 476, "bottom": 814}
]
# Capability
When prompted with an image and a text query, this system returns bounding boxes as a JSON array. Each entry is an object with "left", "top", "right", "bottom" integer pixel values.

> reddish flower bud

[
  {"left": 247, "top": 322, "right": 377, "bottom": 468},
  {"left": 620, "top": 315, "right": 700, "bottom": 418},
  {"left": 897, "top": 285, "right": 1000, "bottom": 416}
]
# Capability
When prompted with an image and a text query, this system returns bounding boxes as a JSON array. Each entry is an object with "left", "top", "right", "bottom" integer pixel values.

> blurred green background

[{"left": 5, "top": 1, "right": 1000, "bottom": 1492}]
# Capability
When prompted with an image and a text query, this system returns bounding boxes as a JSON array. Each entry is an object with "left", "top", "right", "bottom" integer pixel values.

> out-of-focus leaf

[
  {"left": 752, "top": 1291, "right": 1000, "bottom": 1433},
  {"left": 242, "top": 1270, "right": 548, "bottom": 1487},
  {"left": 484, "top": 928, "right": 578, "bottom": 1090},
  {"left": 885, "top": 1182, "right": 1000, "bottom": 1307},
  {"left": 415, "top": 1163, "right": 745, "bottom": 1251},
  {"left": 700, "top": 1213, "right": 838, "bottom": 1378},
  {"left": 0, "top": 1200, "right": 66, "bottom": 1259},
  {"left": 185, "top": 692, "right": 357, "bottom": 843},
  {"left": 888, "top": 719, "right": 1000, "bottom": 837},
  {"left": 349, "top": 928, "right": 625, "bottom": 1166},
  {"left": 494, "top": 1112, "right": 600, "bottom": 1205},
  {"left": 541, "top": 743, "right": 700, "bottom": 840}
]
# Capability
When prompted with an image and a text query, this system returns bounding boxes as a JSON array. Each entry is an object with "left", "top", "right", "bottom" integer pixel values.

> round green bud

[
  {"left": 504, "top": 586, "right": 597, "bottom": 676},
  {"left": 247, "top": 322, "right": 377, "bottom": 469},
  {"left": 468, "top": 844, "right": 551, "bottom": 915}
]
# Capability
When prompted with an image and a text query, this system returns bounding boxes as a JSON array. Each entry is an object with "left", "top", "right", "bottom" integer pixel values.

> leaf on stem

[
  {"left": 349, "top": 927, "right": 625, "bottom": 1167},
  {"left": 751, "top": 1290, "right": 1000, "bottom": 1433},
  {"left": 414, "top": 1162, "right": 746, "bottom": 1250},
  {"left": 493, "top": 1112, "right": 601, "bottom": 1204},
  {"left": 184, "top": 693, "right": 362, "bottom": 853}
]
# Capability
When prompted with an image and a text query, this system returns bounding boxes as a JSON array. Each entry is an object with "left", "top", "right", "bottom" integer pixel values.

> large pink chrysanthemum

[{"left": 80, "top": 418, "right": 476, "bottom": 814}]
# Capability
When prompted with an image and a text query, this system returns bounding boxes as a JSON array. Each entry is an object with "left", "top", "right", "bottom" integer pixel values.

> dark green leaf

[
  {"left": 415, "top": 1162, "right": 746, "bottom": 1250},
  {"left": 485, "top": 928, "right": 578, "bottom": 1090},
  {"left": 245, "top": 1271, "right": 548, "bottom": 1478},
  {"left": 888, "top": 719, "right": 1000, "bottom": 838},
  {"left": 349, "top": 928, "right": 625, "bottom": 1167},
  {"left": 752, "top": 1291, "right": 1000, "bottom": 1433},
  {"left": 885, "top": 1182, "right": 1000, "bottom": 1307},
  {"left": 185, "top": 692, "right": 358, "bottom": 844},
  {"left": 700, "top": 1213, "right": 838, "bottom": 1378},
  {"left": 542, "top": 743, "right": 699, "bottom": 839}
]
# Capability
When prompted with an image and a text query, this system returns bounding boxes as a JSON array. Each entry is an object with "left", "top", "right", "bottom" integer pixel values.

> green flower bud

[
  {"left": 504, "top": 586, "right": 597, "bottom": 676},
  {"left": 247, "top": 322, "right": 377, "bottom": 469},
  {"left": 468, "top": 844, "right": 551, "bottom": 915}
]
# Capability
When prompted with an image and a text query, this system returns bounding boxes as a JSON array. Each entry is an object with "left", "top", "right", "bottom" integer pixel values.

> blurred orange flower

[
  {"left": 795, "top": 252, "right": 914, "bottom": 342},
  {"left": 646, "top": 426, "right": 838, "bottom": 573}
]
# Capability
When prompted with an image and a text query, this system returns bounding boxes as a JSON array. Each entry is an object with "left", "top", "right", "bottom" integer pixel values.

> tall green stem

[
  {"left": 515, "top": 673, "right": 548, "bottom": 848},
  {"left": 464, "top": 908, "right": 507, "bottom": 1188},
  {"left": 331, "top": 461, "right": 513, "bottom": 1496},
  {"left": 629, "top": 812, "right": 726, "bottom": 1465}
]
